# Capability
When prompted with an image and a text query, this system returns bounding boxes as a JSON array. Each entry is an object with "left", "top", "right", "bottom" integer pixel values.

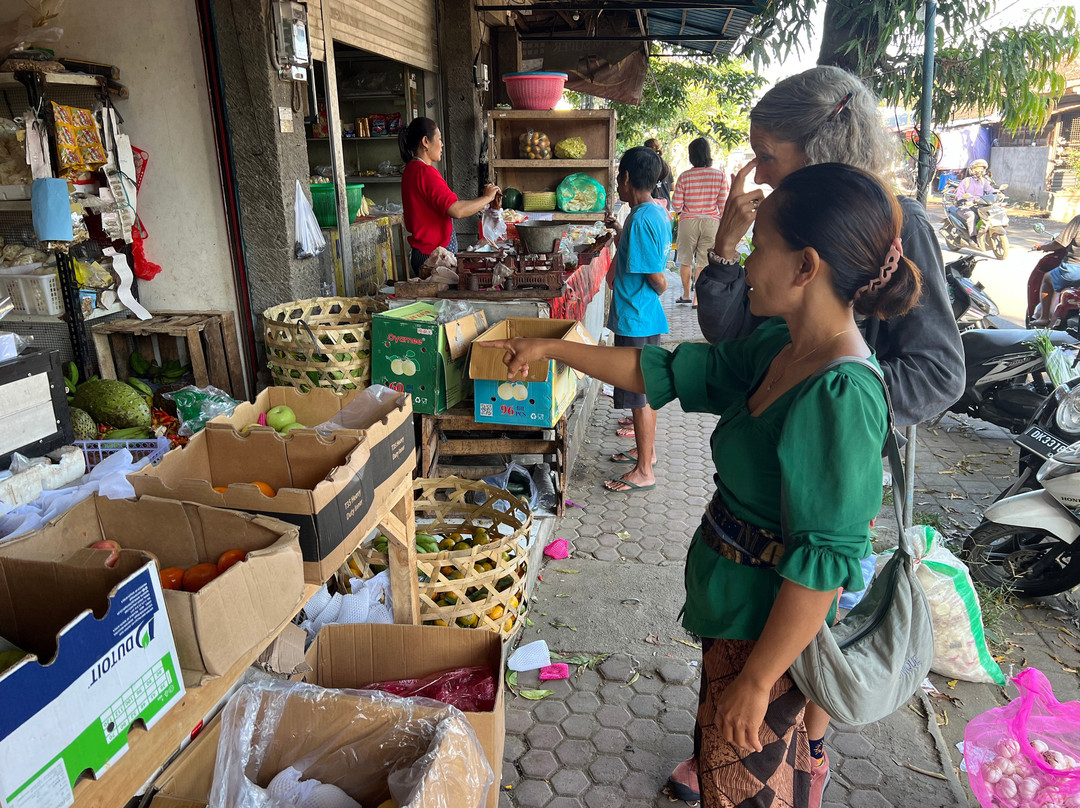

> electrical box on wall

[{"left": 273, "top": 0, "right": 310, "bottom": 81}]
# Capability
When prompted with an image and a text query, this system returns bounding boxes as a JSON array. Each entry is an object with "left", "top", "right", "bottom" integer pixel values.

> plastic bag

[
  {"left": 0, "top": 332, "right": 29, "bottom": 361},
  {"left": 165, "top": 385, "right": 239, "bottom": 437},
  {"left": 480, "top": 207, "right": 507, "bottom": 244},
  {"left": 365, "top": 666, "right": 497, "bottom": 713},
  {"left": 557, "top": 173, "right": 606, "bottom": 213},
  {"left": 477, "top": 461, "right": 541, "bottom": 514},
  {"left": 964, "top": 667, "right": 1080, "bottom": 807},
  {"left": 294, "top": 180, "right": 326, "bottom": 259},
  {"left": 877, "top": 526, "right": 1005, "bottom": 685},
  {"left": 210, "top": 680, "right": 494, "bottom": 808},
  {"left": 554, "top": 137, "right": 587, "bottom": 159},
  {"left": 518, "top": 130, "right": 551, "bottom": 159},
  {"left": 315, "top": 384, "right": 404, "bottom": 437}
]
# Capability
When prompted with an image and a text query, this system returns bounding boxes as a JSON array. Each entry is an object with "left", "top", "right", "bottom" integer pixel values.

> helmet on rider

[{"left": 968, "top": 159, "right": 988, "bottom": 177}]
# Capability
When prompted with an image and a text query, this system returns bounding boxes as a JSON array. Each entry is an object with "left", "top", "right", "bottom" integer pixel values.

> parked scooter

[
  {"left": 1025, "top": 223, "right": 1072, "bottom": 328},
  {"left": 941, "top": 185, "right": 1011, "bottom": 259},
  {"left": 946, "top": 254, "right": 999, "bottom": 330},
  {"left": 964, "top": 439, "right": 1080, "bottom": 597},
  {"left": 946, "top": 328, "right": 1074, "bottom": 432}
]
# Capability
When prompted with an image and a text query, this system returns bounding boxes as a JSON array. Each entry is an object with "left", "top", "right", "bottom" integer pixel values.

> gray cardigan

[{"left": 695, "top": 196, "right": 965, "bottom": 427}]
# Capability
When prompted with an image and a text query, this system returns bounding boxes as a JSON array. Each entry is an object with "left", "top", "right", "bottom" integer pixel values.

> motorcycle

[
  {"left": 1025, "top": 223, "right": 1072, "bottom": 329},
  {"left": 946, "top": 328, "right": 1074, "bottom": 433},
  {"left": 946, "top": 254, "right": 999, "bottom": 330},
  {"left": 997, "top": 373, "right": 1080, "bottom": 501},
  {"left": 964, "top": 438, "right": 1080, "bottom": 597},
  {"left": 941, "top": 185, "right": 1011, "bottom": 260}
]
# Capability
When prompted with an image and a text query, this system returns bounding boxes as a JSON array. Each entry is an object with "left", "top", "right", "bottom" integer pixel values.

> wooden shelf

[
  {"left": 308, "top": 136, "right": 399, "bottom": 143},
  {"left": 0, "top": 72, "right": 103, "bottom": 89},
  {"left": 492, "top": 159, "right": 611, "bottom": 169},
  {"left": 350, "top": 175, "right": 401, "bottom": 183},
  {"left": 70, "top": 583, "right": 319, "bottom": 808}
]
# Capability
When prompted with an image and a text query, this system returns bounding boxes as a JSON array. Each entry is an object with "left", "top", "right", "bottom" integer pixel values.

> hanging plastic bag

[
  {"left": 557, "top": 173, "right": 606, "bottom": 213},
  {"left": 964, "top": 667, "right": 1080, "bottom": 807},
  {"left": 480, "top": 206, "right": 507, "bottom": 244},
  {"left": 876, "top": 525, "right": 1005, "bottom": 685},
  {"left": 294, "top": 180, "right": 326, "bottom": 259}
]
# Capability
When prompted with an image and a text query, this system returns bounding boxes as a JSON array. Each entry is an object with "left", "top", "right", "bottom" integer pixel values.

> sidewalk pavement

[{"left": 497, "top": 283, "right": 1080, "bottom": 807}]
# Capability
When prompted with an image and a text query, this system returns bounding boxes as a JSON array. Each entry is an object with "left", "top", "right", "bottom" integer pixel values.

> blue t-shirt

[{"left": 608, "top": 202, "right": 671, "bottom": 337}]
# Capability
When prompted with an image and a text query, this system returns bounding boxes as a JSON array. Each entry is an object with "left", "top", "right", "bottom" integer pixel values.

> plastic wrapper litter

[
  {"left": 964, "top": 667, "right": 1080, "bottom": 807},
  {"left": 365, "top": 666, "right": 497, "bottom": 713},
  {"left": 556, "top": 173, "right": 606, "bottom": 213},
  {"left": 877, "top": 525, "right": 1005, "bottom": 685},
  {"left": 210, "top": 680, "right": 494, "bottom": 808}
]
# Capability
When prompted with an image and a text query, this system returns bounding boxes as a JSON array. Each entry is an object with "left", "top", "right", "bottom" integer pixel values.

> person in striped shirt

[{"left": 671, "top": 138, "right": 731, "bottom": 307}]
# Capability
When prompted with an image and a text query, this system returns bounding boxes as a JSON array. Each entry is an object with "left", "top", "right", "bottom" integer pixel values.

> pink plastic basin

[{"left": 503, "top": 72, "right": 568, "bottom": 111}]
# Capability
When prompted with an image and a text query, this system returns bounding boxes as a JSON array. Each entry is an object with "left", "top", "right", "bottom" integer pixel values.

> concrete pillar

[
  {"left": 438, "top": 0, "right": 486, "bottom": 242},
  {"left": 209, "top": 0, "right": 324, "bottom": 330},
  {"left": 493, "top": 26, "right": 521, "bottom": 108}
]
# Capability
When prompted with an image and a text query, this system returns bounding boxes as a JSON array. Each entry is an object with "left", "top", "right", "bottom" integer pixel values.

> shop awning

[{"left": 478, "top": 1, "right": 764, "bottom": 56}]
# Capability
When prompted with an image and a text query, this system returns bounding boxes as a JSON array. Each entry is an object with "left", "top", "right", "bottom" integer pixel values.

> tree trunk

[{"left": 817, "top": 0, "right": 880, "bottom": 73}]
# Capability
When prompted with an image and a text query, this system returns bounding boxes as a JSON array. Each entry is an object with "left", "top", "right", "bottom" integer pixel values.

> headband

[{"left": 855, "top": 237, "right": 903, "bottom": 301}]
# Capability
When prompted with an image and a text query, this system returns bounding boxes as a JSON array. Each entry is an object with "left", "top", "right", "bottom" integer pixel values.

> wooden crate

[
  {"left": 91, "top": 310, "right": 245, "bottom": 399},
  {"left": 420, "top": 405, "right": 569, "bottom": 516}
]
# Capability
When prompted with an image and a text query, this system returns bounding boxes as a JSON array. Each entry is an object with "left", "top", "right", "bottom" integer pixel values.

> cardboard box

[
  {"left": 128, "top": 428, "right": 382, "bottom": 584},
  {"left": 470, "top": 318, "right": 593, "bottom": 427},
  {"left": 303, "top": 623, "right": 505, "bottom": 808},
  {"left": 372, "top": 302, "right": 487, "bottom": 414},
  {"left": 0, "top": 495, "right": 306, "bottom": 682},
  {"left": 148, "top": 684, "right": 491, "bottom": 808},
  {"left": 0, "top": 549, "right": 185, "bottom": 808}
]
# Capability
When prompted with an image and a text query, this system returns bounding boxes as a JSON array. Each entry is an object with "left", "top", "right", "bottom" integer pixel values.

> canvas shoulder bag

[{"left": 785, "top": 356, "right": 935, "bottom": 726}]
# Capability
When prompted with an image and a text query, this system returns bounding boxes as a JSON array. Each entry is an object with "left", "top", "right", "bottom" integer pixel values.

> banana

[
  {"left": 103, "top": 426, "right": 152, "bottom": 439},
  {"left": 127, "top": 378, "right": 153, "bottom": 396}
]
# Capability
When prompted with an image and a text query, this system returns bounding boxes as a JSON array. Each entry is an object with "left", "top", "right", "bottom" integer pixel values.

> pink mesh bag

[{"left": 964, "top": 667, "right": 1080, "bottom": 807}]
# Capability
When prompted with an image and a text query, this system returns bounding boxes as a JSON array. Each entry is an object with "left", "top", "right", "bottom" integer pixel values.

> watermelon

[{"left": 503, "top": 187, "right": 523, "bottom": 211}]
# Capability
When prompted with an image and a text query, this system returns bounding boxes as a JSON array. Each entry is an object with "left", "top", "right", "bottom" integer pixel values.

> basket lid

[{"left": 503, "top": 72, "right": 568, "bottom": 80}]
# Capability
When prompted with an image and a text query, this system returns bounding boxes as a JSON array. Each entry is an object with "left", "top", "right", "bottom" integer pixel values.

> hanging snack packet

[{"left": 51, "top": 103, "right": 107, "bottom": 178}]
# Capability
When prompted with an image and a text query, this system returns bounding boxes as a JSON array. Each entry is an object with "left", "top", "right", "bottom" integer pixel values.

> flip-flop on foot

[
  {"left": 603, "top": 477, "right": 656, "bottom": 493},
  {"left": 615, "top": 426, "right": 636, "bottom": 438},
  {"left": 610, "top": 451, "right": 657, "bottom": 465}
]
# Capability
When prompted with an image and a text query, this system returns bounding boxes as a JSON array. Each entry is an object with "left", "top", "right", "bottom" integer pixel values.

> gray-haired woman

[{"left": 667, "top": 65, "right": 965, "bottom": 808}]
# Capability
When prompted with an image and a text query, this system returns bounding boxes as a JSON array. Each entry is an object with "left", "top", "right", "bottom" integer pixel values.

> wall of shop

[
  {"left": 57, "top": 0, "right": 239, "bottom": 317},
  {"left": 990, "top": 145, "right": 1051, "bottom": 209}
]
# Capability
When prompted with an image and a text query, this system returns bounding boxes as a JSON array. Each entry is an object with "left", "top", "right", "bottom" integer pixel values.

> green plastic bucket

[{"left": 309, "top": 182, "right": 365, "bottom": 228}]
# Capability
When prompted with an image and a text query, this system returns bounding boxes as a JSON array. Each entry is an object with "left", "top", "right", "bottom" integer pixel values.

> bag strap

[{"left": 780, "top": 356, "right": 913, "bottom": 558}]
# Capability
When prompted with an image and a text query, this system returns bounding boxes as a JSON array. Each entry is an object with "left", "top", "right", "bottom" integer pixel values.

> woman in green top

[{"left": 487, "top": 163, "right": 923, "bottom": 808}]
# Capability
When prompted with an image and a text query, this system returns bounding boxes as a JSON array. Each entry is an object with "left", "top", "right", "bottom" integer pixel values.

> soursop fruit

[
  {"left": 73, "top": 379, "right": 151, "bottom": 429},
  {"left": 69, "top": 407, "right": 98, "bottom": 440}
]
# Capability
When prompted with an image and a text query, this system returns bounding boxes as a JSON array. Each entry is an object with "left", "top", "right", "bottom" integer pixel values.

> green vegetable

[
  {"left": 69, "top": 407, "right": 97, "bottom": 441},
  {"left": 73, "top": 379, "right": 152, "bottom": 430},
  {"left": 129, "top": 351, "right": 151, "bottom": 377}
]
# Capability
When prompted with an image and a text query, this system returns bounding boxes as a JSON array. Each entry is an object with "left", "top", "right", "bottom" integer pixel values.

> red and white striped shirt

[{"left": 671, "top": 167, "right": 730, "bottom": 220}]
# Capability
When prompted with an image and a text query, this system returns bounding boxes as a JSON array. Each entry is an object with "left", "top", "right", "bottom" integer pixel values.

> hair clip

[{"left": 826, "top": 92, "right": 854, "bottom": 122}]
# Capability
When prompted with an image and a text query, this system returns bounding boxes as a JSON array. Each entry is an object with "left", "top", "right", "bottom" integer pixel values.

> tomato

[
  {"left": 183, "top": 563, "right": 220, "bottom": 593},
  {"left": 160, "top": 567, "right": 185, "bottom": 590},
  {"left": 217, "top": 549, "right": 247, "bottom": 574}
]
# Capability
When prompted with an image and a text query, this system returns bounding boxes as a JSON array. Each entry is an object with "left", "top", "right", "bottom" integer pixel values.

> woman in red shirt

[{"left": 399, "top": 118, "right": 500, "bottom": 272}]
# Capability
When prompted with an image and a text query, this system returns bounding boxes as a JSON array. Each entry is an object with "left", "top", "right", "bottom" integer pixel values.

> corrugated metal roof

[{"left": 646, "top": 4, "right": 762, "bottom": 55}]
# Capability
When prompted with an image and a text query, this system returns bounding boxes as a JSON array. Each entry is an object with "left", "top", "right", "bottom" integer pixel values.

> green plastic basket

[{"left": 309, "top": 182, "right": 365, "bottom": 228}]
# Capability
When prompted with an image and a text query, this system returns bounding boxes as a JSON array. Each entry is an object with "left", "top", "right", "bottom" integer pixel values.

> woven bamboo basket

[
  {"left": 341, "top": 477, "right": 533, "bottom": 637},
  {"left": 263, "top": 296, "right": 388, "bottom": 393}
]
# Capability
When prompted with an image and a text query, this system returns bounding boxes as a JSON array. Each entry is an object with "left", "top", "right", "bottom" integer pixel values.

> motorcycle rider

[
  {"left": 953, "top": 159, "right": 997, "bottom": 239},
  {"left": 1031, "top": 214, "right": 1080, "bottom": 326}
]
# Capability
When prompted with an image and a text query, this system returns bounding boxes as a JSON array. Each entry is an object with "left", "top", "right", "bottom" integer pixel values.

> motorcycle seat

[{"left": 961, "top": 328, "right": 1073, "bottom": 365}]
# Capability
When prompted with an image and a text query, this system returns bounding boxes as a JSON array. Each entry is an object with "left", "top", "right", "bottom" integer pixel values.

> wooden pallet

[
  {"left": 91, "top": 310, "right": 245, "bottom": 399},
  {"left": 420, "top": 405, "right": 568, "bottom": 516}
]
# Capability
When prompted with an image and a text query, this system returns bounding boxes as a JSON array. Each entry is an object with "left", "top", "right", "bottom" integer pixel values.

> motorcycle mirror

[
  {"left": 998, "top": 183, "right": 1009, "bottom": 190},
  {"left": 1034, "top": 223, "right": 1047, "bottom": 233}
]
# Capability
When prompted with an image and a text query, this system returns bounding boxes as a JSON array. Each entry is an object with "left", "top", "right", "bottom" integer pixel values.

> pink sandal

[{"left": 615, "top": 426, "right": 636, "bottom": 438}]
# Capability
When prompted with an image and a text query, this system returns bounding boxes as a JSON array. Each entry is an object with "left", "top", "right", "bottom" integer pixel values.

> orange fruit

[
  {"left": 160, "top": 567, "right": 185, "bottom": 591},
  {"left": 213, "top": 486, "right": 228, "bottom": 493},
  {"left": 217, "top": 549, "right": 247, "bottom": 574},
  {"left": 250, "top": 481, "right": 276, "bottom": 497},
  {"left": 183, "top": 563, "right": 220, "bottom": 593}
]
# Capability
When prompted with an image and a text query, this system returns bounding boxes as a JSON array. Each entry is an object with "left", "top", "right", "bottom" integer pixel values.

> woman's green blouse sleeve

[
  {"left": 774, "top": 367, "right": 887, "bottom": 593},
  {"left": 640, "top": 342, "right": 743, "bottom": 414}
]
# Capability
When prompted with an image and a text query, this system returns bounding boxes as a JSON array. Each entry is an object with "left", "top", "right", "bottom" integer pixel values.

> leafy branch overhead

[{"left": 746, "top": 0, "right": 1079, "bottom": 132}]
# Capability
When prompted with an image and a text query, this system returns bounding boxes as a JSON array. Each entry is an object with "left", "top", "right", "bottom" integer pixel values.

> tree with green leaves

[
  {"left": 567, "top": 50, "right": 763, "bottom": 158},
  {"left": 749, "top": 1, "right": 1079, "bottom": 132}
]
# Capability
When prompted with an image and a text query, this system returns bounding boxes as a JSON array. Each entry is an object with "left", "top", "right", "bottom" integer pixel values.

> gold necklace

[{"left": 760, "top": 329, "right": 856, "bottom": 397}]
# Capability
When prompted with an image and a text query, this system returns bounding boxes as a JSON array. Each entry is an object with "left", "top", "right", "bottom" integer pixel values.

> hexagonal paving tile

[
  {"left": 848, "top": 788, "right": 893, "bottom": 808},
  {"left": 625, "top": 748, "right": 661, "bottom": 773},
  {"left": 566, "top": 690, "right": 601, "bottom": 714},
  {"left": 597, "top": 683, "right": 634, "bottom": 706},
  {"left": 625, "top": 717, "right": 663, "bottom": 743},
  {"left": 592, "top": 727, "right": 630, "bottom": 755},
  {"left": 547, "top": 798, "right": 584, "bottom": 808},
  {"left": 584, "top": 784, "right": 624, "bottom": 808},
  {"left": 560, "top": 714, "right": 595, "bottom": 740},
  {"left": 841, "top": 758, "right": 884, "bottom": 787},
  {"left": 596, "top": 703, "right": 631, "bottom": 728},
  {"left": 503, "top": 735, "right": 526, "bottom": 762},
  {"left": 630, "top": 674, "right": 664, "bottom": 695},
  {"left": 533, "top": 699, "right": 570, "bottom": 725},
  {"left": 551, "top": 768, "right": 591, "bottom": 797},
  {"left": 594, "top": 546, "right": 620, "bottom": 562},
  {"left": 638, "top": 550, "right": 665, "bottom": 565},
  {"left": 513, "top": 779, "right": 554, "bottom": 808},
  {"left": 501, "top": 765, "right": 521, "bottom": 789},
  {"left": 588, "top": 754, "right": 629, "bottom": 785},
  {"left": 505, "top": 708, "right": 535, "bottom": 735},
  {"left": 555, "top": 738, "right": 593, "bottom": 767},
  {"left": 575, "top": 669, "right": 603, "bottom": 692},
  {"left": 621, "top": 770, "right": 660, "bottom": 800},
  {"left": 830, "top": 731, "right": 874, "bottom": 759},
  {"left": 628, "top": 693, "right": 661, "bottom": 718},
  {"left": 525, "top": 722, "right": 564, "bottom": 750},
  {"left": 660, "top": 684, "right": 699, "bottom": 710},
  {"left": 520, "top": 749, "right": 559, "bottom": 779},
  {"left": 659, "top": 708, "right": 694, "bottom": 734}
]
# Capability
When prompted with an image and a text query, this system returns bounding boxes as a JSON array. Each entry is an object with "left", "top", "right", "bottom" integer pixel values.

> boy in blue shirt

[{"left": 604, "top": 146, "right": 671, "bottom": 493}]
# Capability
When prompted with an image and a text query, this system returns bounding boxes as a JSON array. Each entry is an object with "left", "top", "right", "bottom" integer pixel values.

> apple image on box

[{"left": 266, "top": 405, "right": 297, "bottom": 432}]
